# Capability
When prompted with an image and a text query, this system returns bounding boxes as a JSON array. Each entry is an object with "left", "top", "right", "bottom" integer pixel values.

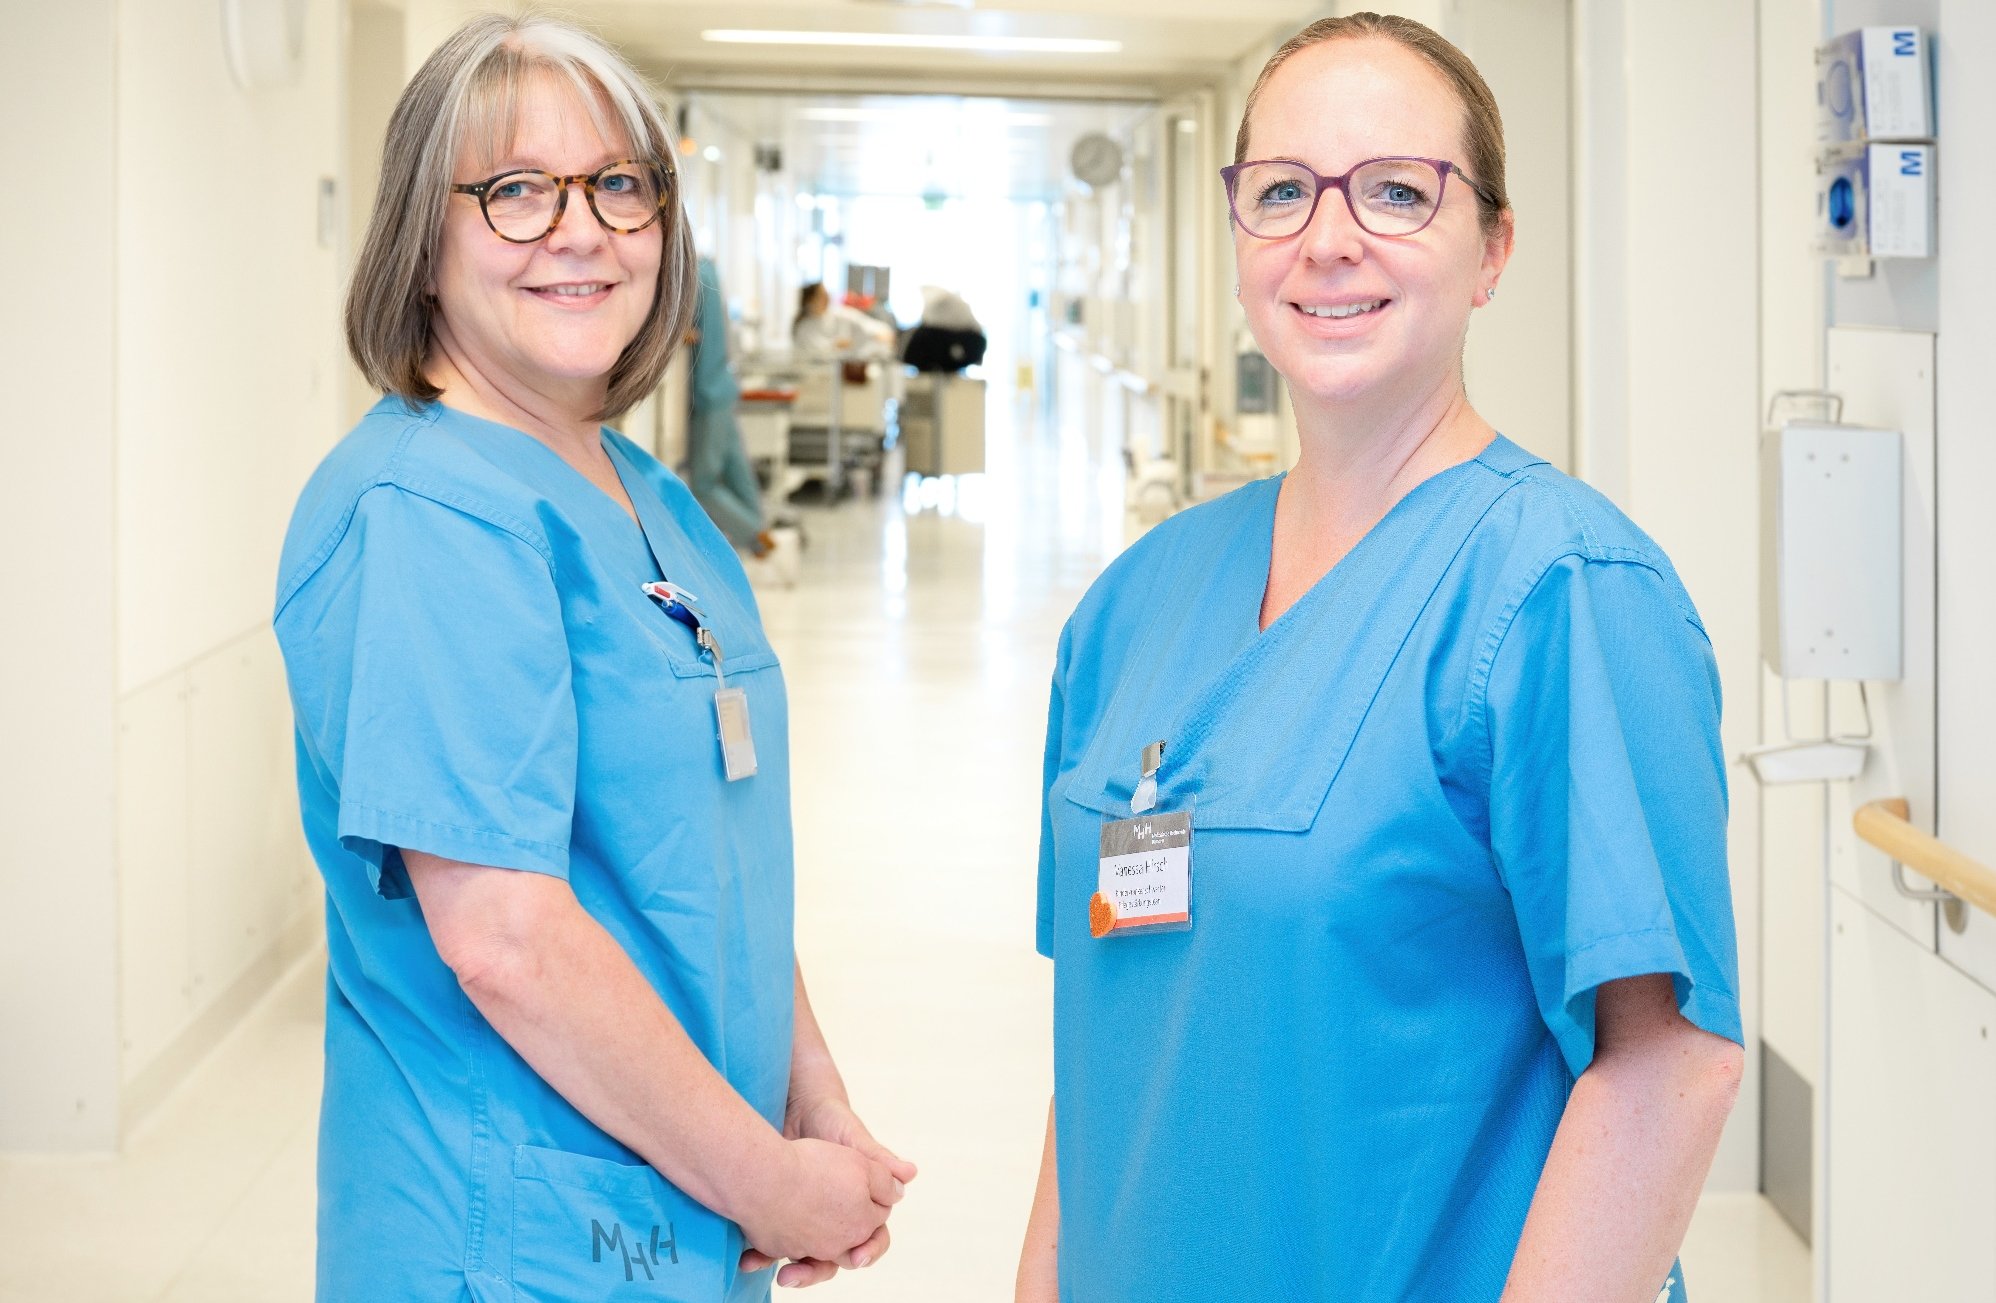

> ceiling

[
  {"left": 553, "top": 0, "right": 1317, "bottom": 95},
  {"left": 685, "top": 91, "right": 1157, "bottom": 200}
]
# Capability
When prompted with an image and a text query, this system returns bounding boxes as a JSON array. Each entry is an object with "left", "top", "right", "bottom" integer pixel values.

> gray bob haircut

[{"left": 345, "top": 13, "right": 696, "bottom": 421}]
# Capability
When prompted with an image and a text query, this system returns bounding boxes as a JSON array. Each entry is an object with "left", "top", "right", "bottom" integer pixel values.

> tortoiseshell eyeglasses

[{"left": 451, "top": 159, "right": 673, "bottom": 243}]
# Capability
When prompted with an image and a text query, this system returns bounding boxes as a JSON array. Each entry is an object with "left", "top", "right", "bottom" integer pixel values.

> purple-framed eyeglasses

[{"left": 1220, "top": 155, "right": 1497, "bottom": 239}]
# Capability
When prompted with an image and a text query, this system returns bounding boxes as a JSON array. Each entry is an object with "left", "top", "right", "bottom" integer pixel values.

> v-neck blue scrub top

[
  {"left": 1036, "top": 436, "right": 1741, "bottom": 1302},
  {"left": 275, "top": 398, "right": 792, "bottom": 1303}
]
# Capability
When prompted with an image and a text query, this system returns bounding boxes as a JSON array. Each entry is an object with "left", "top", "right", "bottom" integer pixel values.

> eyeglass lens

[
  {"left": 1230, "top": 159, "right": 1445, "bottom": 238},
  {"left": 482, "top": 162, "right": 665, "bottom": 241}
]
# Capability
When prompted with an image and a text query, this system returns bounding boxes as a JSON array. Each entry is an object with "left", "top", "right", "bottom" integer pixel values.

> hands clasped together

[{"left": 737, "top": 1093, "right": 919, "bottom": 1289}]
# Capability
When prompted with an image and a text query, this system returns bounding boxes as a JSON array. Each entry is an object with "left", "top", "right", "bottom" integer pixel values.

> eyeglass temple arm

[{"left": 1449, "top": 164, "right": 1499, "bottom": 208}]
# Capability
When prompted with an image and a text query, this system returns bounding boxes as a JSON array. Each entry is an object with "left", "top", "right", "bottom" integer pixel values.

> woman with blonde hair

[
  {"left": 1020, "top": 13, "right": 1741, "bottom": 1302},
  {"left": 276, "top": 16, "right": 910, "bottom": 1299}
]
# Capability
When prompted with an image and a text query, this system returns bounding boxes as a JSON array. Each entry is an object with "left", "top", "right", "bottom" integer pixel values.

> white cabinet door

[{"left": 1827, "top": 887, "right": 1996, "bottom": 1300}]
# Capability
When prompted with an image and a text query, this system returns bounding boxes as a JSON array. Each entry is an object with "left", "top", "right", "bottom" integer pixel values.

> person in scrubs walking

[
  {"left": 1018, "top": 14, "right": 1742, "bottom": 1302},
  {"left": 275, "top": 16, "right": 911, "bottom": 1300},
  {"left": 687, "top": 256, "right": 779, "bottom": 558}
]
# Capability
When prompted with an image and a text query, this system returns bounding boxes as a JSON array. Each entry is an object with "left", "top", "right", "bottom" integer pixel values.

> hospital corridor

[{"left": 5, "top": 0, "right": 1996, "bottom": 1300}]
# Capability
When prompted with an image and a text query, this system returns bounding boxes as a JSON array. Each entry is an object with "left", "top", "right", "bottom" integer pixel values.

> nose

[
  {"left": 1296, "top": 182, "right": 1366, "bottom": 266},
  {"left": 542, "top": 181, "right": 609, "bottom": 254}
]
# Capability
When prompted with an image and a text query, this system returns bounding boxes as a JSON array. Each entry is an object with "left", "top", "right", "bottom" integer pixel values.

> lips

[{"left": 524, "top": 281, "right": 614, "bottom": 305}]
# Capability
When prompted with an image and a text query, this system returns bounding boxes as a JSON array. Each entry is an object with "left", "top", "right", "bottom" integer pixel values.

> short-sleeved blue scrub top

[
  {"left": 1036, "top": 436, "right": 1742, "bottom": 1302},
  {"left": 275, "top": 398, "right": 793, "bottom": 1303}
]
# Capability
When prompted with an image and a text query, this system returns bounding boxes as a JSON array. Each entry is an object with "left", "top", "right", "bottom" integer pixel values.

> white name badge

[
  {"left": 714, "top": 686, "right": 757, "bottom": 782},
  {"left": 1091, "top": 809, "right": 1192, "bottom": 938}
]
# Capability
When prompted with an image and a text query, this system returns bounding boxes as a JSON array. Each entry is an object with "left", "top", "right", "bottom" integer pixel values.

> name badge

[
  {"left": 1091, "top": 809, "right": 1192, "bottom": 938},
  {"left": 714, "top": 686, "right": 757, "bottom": 782}
]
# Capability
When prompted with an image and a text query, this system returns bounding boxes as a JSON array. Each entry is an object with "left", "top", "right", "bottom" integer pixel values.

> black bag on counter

[{"left": 901, "top": 325, "right": 986, "bottom": 373}]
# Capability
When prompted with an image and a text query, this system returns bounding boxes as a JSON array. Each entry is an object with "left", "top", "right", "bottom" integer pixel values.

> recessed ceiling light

[
  {"left": 797, "top": 105, "right": 1055, "bottom": 125},
  {"left": 702, "top": 29, "right": 1121, "bottom": 54},
  {"left": 797, "top": 107, "right": 898, "bottom": 122}
]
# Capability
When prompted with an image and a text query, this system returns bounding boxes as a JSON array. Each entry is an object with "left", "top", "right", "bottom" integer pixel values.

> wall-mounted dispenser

[
  {"left": 1762, "top": 417, "right": 1902, "bottom": 679},
  {"left": 1745, "top": 392, "right": 1903, "bottom": 785}
]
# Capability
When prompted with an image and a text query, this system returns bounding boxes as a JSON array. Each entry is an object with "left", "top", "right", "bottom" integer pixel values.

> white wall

[
  {"left": 1572, "top": 0, "right": 1764, "bottom": 1193},
  {"left": 0, "top": 0, "right": 123, "bottom": 1153},
  {"left": 1045, "top": 108, "right": 1174, "bottom": 470},
  {"left": 116, "top": 0, "right": 344, "bottom": 695},
  {"left": 1756, "top": 0, "right": 1831, "bottom": 1103},
  {"left": 400, "top": 0, "right": 497, "bottom": 81},
  {"left": 111, "top": 0, "right": 343, "bottom": 1124},
  {"left": 347, "top": 2, "right": 408, "bottom": 428},
  {"left": 1, "top": 0, "right": 342, "bottom": 1150},
  {"left": 1450, "top": 0, "right": 1573, "bottom": 473}
]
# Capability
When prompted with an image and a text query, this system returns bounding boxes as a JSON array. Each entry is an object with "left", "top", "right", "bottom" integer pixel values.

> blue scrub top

[
  {"left": 1036, "top": 436, "right": 1741, "bottom": 1302},
  {"left": 275, "top": 398, "right": 792, "bottom": 1303}
]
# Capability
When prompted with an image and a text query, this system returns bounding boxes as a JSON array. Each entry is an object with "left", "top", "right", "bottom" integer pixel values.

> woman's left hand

[{"left": 738, "top": 1095, "right": 917, "bottom": 1287}]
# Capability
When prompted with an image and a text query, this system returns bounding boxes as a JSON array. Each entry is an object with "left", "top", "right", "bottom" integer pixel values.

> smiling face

[
  {"left": 1234, "top": 36, "right": 1509, "bottom": 424},
  {"left": 429, "top": 73, "right": 662, "bottom": 404}
]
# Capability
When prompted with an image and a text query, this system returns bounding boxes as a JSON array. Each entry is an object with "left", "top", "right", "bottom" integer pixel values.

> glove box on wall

[
  {"left": 1815, "top": 143, "right": 1935, "bottom": 260},
  {"left": 1817, "top": 26, "right": 1932, "bottom": 145}
]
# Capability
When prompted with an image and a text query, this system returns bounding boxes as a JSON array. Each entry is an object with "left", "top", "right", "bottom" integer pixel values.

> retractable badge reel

[
  {"left": 1090, "top": 740, "right": 1193, "bottom": 939},
  {"left": 641, "top": 581, "right": 757, "bottom": 782}
]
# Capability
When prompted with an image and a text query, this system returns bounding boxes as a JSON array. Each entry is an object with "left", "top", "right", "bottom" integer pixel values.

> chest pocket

[
  {"left": 625, "top": 576, "right": 780, "bottom": 685},
  {"left": 1061, "top": 466, "right": 1511, "bottom": 834}
]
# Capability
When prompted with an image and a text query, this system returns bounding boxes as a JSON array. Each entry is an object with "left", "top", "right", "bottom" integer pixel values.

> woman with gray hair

[{"left": 274, "top": 15, "right": 911, "bottom": 1300}]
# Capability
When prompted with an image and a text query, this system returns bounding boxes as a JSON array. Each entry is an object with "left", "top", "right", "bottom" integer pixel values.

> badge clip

[
  {"left": 1091, "top": 741, "right": 1190, "bottom": 938},
  {"left": 1131, "top": 740, "right": 1164, "bottom": 815}
]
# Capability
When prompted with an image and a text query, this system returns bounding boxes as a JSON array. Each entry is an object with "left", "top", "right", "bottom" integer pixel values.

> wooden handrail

[{"left": 1853, "top": 798, "right": 1996, "bottom": 920}]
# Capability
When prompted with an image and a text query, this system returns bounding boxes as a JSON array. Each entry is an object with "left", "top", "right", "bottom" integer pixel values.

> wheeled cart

[{"left": 899, "top": 373, "right": 986, "bottom": 477}]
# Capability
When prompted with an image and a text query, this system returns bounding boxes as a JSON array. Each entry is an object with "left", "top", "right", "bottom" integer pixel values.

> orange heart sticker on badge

[{"left": 1088, "top": 891, "right": 1117, "bottom": 939}]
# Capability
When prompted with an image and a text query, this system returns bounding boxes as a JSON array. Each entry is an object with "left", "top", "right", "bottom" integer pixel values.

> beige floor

[{"left": 0, "top": 395, "right": 1808, "bottom": 1301}]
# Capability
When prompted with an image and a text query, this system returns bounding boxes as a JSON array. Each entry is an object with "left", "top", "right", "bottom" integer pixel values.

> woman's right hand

[{"left": 738, "top": 1136, "right": 904, "bottom": 1266}]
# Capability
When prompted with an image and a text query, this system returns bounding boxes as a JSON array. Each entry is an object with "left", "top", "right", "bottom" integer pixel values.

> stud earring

[
  {"left": 1485, "top": 285, "right": 1498, "bottom": 302},
  {"left": 1233, "top": 283, "right": 1240, "bottom": 297}
]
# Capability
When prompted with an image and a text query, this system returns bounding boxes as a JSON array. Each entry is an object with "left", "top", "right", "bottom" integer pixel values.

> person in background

[
  {"left": 792, "top": 281, "right": 893, "bottom": 360},
  {"left": 274, "top": 15, "right": 912, "bottom": 1300},
  {"left": 1018, "top": 12, "right": 1741, "bottom": 1303},
  {"left": 687, "top": 257, "right": 779, "bottom": 558}
]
